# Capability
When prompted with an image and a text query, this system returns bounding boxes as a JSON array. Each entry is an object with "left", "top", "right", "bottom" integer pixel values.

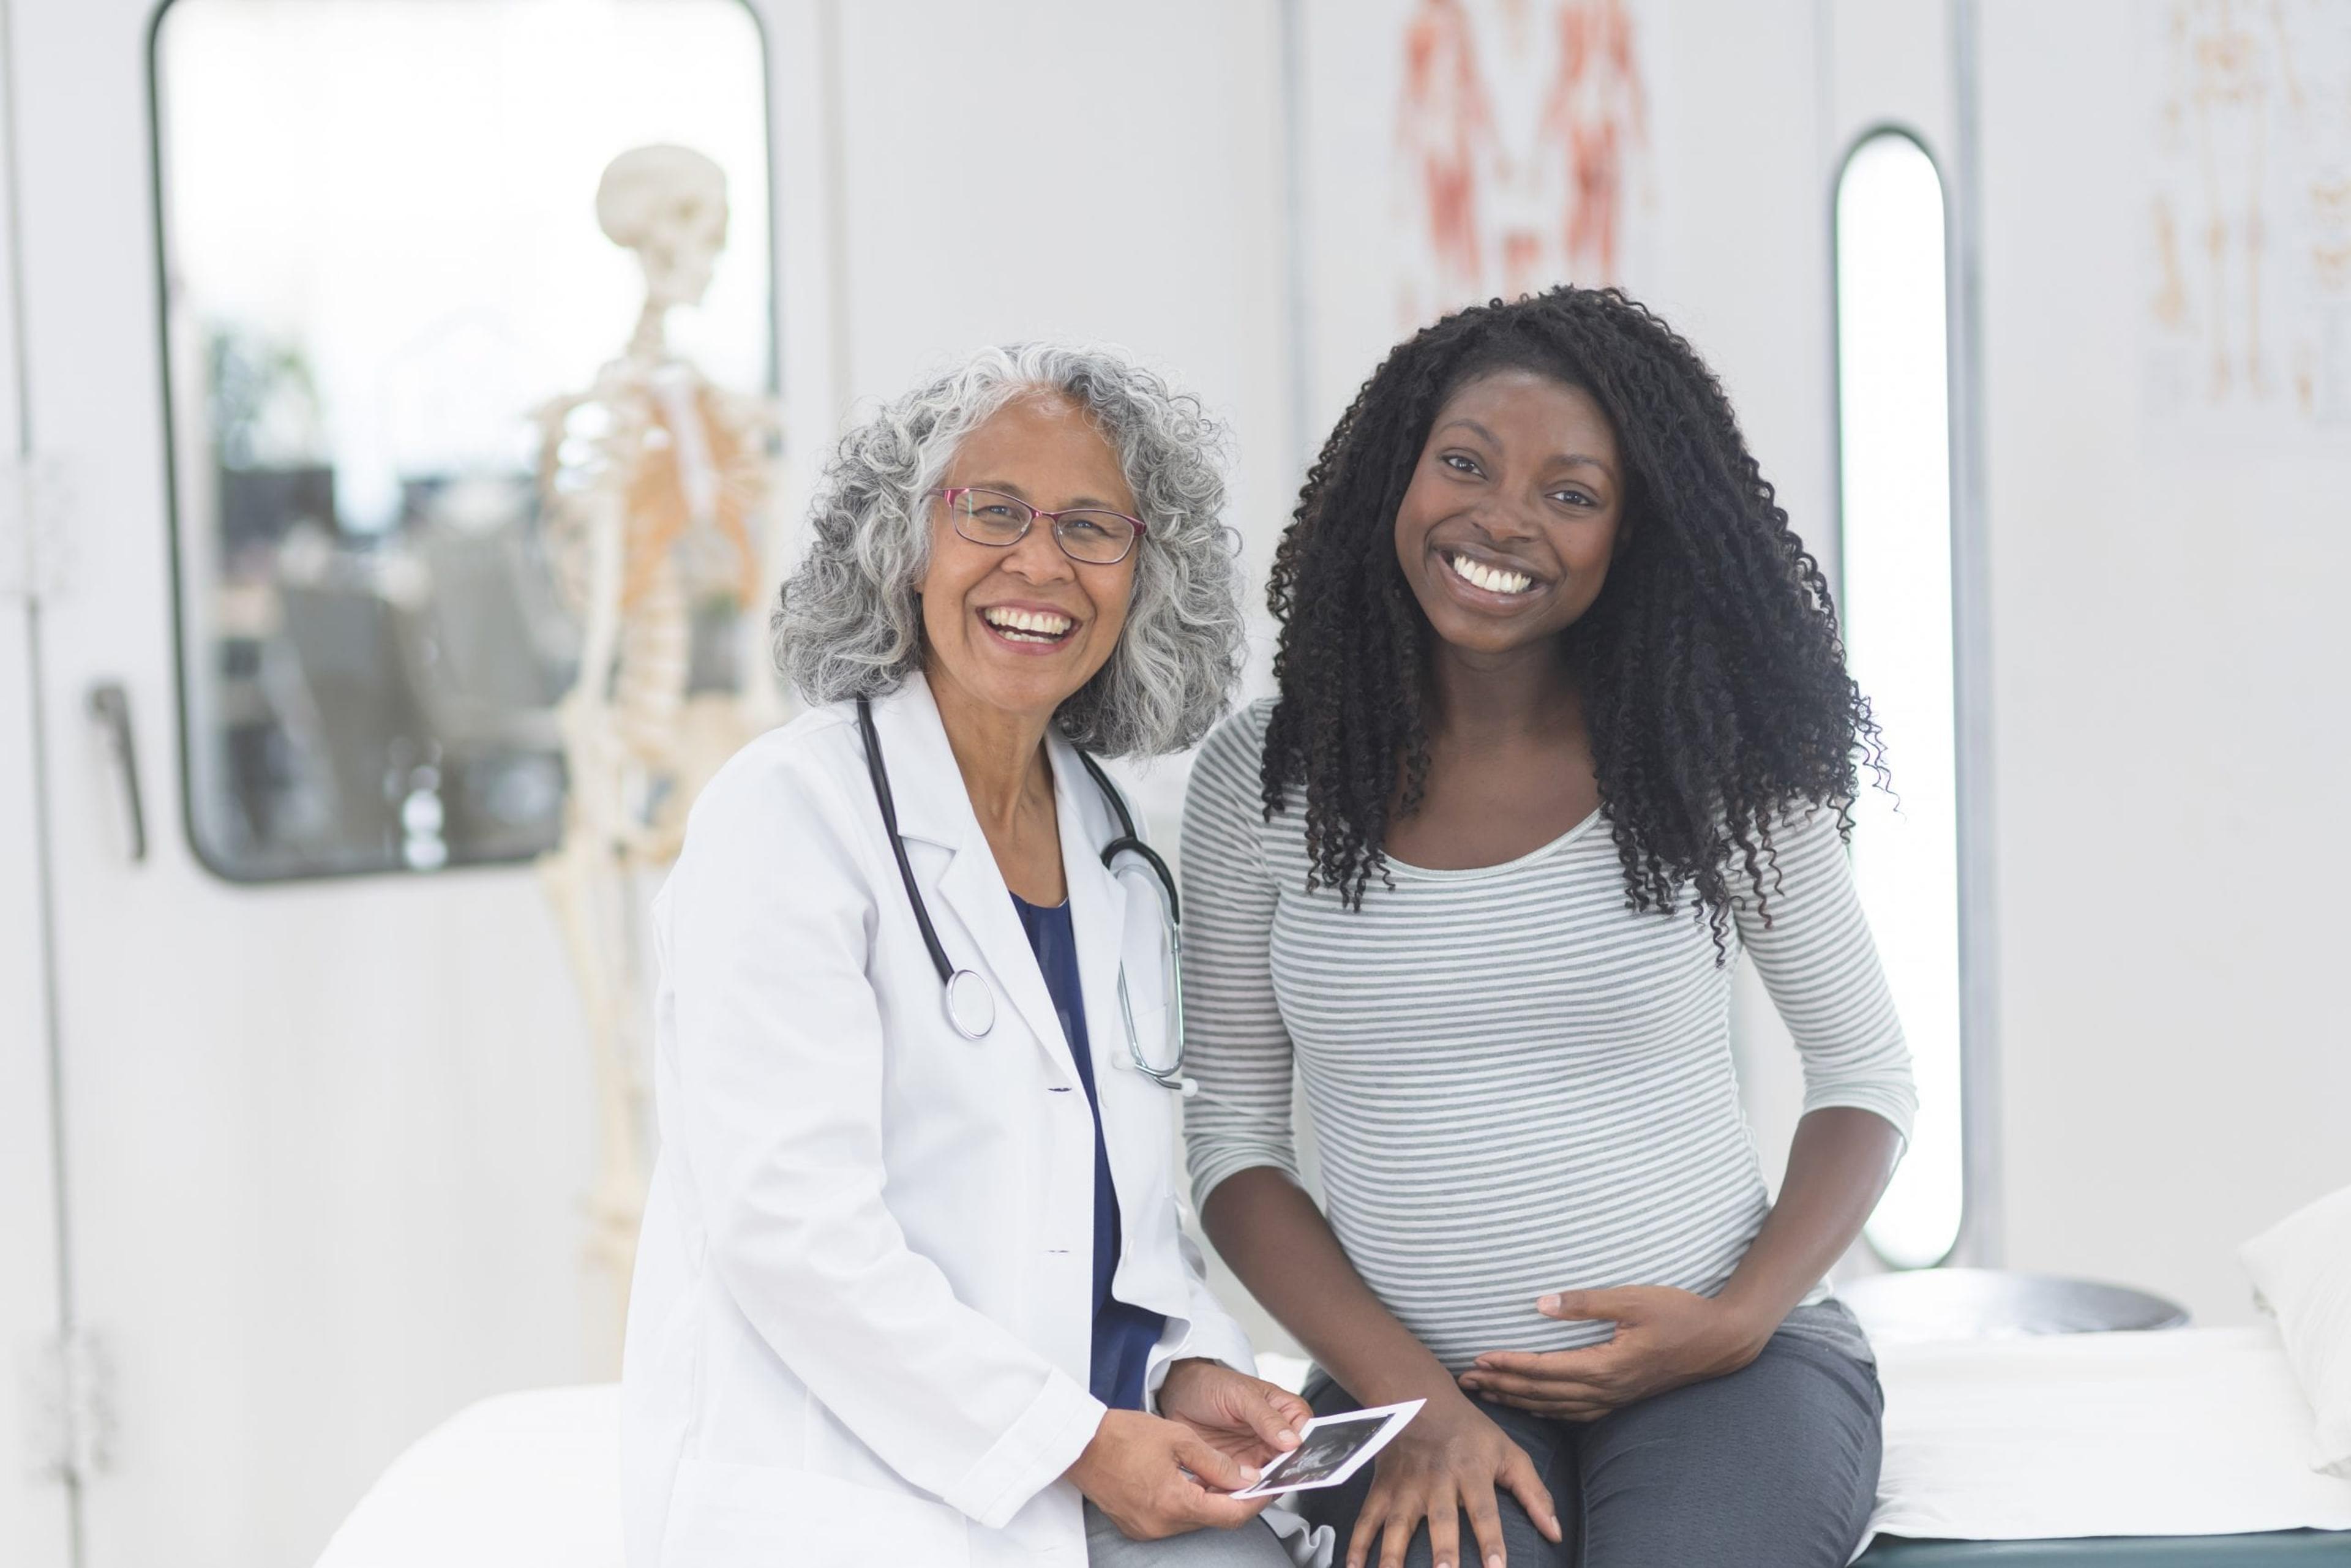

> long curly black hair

[{"left": 1262, "top": 285, "right": 1883, "bottom": 951}]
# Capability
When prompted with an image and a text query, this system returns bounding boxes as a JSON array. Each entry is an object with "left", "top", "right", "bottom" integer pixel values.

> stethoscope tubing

[
  {"left": 856, "top": 698, "right": 1190, "bottom": 1089},
  {"left": 857, "top": 697, "right": 957, "bottom": 987}
]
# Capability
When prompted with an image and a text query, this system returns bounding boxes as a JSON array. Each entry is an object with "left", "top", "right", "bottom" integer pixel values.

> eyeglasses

[{"left": 933, "top": 487, "right": 1147, "bottom": 566}]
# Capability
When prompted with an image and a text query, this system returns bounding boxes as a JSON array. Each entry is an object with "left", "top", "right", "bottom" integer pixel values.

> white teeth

[
  {"left": 981, "top": 607, "right": 1074, "bottom": 640},
  {"left": 1449, "top": 553, "right": 1534, "bottom": 595}
]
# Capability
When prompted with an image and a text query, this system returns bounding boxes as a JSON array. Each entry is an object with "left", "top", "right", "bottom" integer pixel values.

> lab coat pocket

[
  {"left": 662, "top": 1457, "right": 970, "bottom": 1567},
  {"left": 1103, "top": 1001, "right": 1183, "bottom": 1158}
]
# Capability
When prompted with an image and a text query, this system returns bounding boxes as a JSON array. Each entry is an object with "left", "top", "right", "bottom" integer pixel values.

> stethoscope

[{"left": 856, "top": 698, "right": 1195, "bottom": 1095}]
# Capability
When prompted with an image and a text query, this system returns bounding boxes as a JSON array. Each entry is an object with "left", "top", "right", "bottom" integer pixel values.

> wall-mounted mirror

[{"left": 153, "top": 0, "right": 771, "bottom": 879}]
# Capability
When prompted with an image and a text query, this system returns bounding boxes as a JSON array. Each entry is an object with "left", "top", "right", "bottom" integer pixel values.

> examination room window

[
  {"left": 1835, "top": 129, "right": 1965, "bottom": 1269},
  {"left": 152, "top": 0, "right": 771, "bottom": 879}
]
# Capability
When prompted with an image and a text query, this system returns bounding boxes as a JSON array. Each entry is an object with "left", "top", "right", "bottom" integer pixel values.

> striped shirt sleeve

[
  {"left": 1179, "top": 702, "right": 1307, "bottom": 1209},
  {"left": 1734, "top": 806, "right": 1919, "bottom": 1141}
]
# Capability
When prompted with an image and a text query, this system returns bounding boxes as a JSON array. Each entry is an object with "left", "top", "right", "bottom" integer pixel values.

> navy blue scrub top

[{"left": 1011, "top": 893, "right": 1168, "bottom": 1411}]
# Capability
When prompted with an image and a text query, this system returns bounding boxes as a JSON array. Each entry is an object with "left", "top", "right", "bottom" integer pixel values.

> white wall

[
  {"left": 1971, "top": 0, "right": 2351, "bottom": 1324},
  {"left": 814, "top": 0, "right": 1293, "bottom": 835}
]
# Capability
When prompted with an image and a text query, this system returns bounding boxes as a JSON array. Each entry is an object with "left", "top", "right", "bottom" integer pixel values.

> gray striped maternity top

[{"left": 1179, "top": 700, "right": 1917, "bottom": 1371}]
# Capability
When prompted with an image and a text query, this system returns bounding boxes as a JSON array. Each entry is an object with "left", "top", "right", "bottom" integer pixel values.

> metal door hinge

[
  {"left": 0, "top": 455, "right": 72, "bottom": 602},
  {"left": 22, "top": 1326, "right": 111, "bottom": 1485}
]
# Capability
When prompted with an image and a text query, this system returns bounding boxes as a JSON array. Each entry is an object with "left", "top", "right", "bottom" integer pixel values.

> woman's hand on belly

[
  {"left": 1455, "top": 1285, "right": 1773, "bottom": 1420},
  {"left": 1066, "top": 1408, "right": 1277, "bottom": 1542},
  {"left": 1157, "top": 1358, "right": 1315, "bottom": 1469},
  {"left": 1344, "top": 1390, "right": 1562, "bottom": 1568}
]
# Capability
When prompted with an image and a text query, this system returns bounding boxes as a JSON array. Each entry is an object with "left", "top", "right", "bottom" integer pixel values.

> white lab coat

[{"left": 621, "top": 674, "right": 1307, "bottom": 1568}]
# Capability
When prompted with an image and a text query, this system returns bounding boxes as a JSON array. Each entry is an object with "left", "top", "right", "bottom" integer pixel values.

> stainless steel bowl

[{"left": 1837, "top": 1267, "right": 2191, "bottom": 1344}]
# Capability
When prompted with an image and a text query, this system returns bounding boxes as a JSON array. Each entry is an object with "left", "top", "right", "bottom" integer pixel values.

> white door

[
  {"left": 0, "top": 605, "right": 73, "bottom": 1568},
  {"left": 2, "top": 2, "right": 825, "bottom": 1562},
  {"left": 0, "top": 56, "right": 75, "bottom": 1559}
]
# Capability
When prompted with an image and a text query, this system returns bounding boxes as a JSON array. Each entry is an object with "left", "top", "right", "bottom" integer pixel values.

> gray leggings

[{"left": 1295, "top": 1302, "right": 1883, "bottom": 1568}]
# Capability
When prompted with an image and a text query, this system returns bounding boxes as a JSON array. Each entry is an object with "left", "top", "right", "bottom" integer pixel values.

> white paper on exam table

[
  {"left": 1232, "top": 1399, "right": 1427, "bottom": 1499},
  {"left": 1859, "top": 1325, "right": 2351, "bottom": 1552}
]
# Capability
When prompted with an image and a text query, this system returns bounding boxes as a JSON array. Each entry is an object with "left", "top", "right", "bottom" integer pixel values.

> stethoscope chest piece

[
  {"left": 945, "top": 967, "right": 997, "bottom": 1040},
  {"left": 858, "top": 696, "right": 1182, "bottom": 1082}
]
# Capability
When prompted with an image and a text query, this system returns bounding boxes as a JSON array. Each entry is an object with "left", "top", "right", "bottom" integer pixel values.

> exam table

[{"left": 315, "top": 1325, "right": 2351, "bottom": 1566}]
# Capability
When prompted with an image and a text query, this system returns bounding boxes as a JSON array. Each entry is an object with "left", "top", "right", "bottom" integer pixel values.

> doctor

[{"left": 623, "top": 343, "right": 1322, "bottom": 1568}]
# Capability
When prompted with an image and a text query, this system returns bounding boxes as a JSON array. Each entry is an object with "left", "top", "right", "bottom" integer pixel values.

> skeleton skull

[{"left": 596, "top": 144, "right": 730, "bottom": 312}]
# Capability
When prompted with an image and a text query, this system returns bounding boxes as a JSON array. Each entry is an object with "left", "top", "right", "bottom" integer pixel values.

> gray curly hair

[{"left": 773, "top": 343, "right": 1246, "bottom": 758}]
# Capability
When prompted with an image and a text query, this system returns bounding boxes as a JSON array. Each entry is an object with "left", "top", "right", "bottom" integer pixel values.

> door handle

[{"left": 86, "top": 681, "right": 147, "bottom": 863}]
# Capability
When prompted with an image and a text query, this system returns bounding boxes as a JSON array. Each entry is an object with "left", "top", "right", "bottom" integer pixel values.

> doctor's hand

[
  {"left": 1067, "top": 1408, "right": 1277, "bottom": 1542},
  {"left": 1455, "top": 1286, "right": 1772, "bottom": 1420},
  {"left": 1156, "top": 1357, "right": 1314, "bottom": 1468}
]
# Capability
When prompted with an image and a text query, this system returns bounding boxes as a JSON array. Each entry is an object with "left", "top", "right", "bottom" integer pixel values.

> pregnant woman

[{"left": 1182, "top": 288, "right": 1916, "bottom": 1568}]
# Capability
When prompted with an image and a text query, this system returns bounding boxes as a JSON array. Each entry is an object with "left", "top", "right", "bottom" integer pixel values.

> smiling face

[
  {"left": 918, "top": 391, "right": 1139, "bottom": 727},
  {"left": 1393, "top": 367, "right": 1626, "bottom": 659}
]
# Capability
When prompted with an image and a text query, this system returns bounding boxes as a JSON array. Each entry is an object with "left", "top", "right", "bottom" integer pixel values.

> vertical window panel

[{"left": 1837, "top": 130, "right": 1963, "bottom": 1268}]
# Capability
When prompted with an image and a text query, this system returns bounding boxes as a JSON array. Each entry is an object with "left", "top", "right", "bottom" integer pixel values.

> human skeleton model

[{"left": 534, "top": 145, "right": 782, "bottom": 1352}]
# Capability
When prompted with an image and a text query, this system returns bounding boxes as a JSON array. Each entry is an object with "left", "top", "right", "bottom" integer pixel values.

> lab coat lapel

[
  {"left": 868, "top": 676, "right": 1077, "bottom": 1082},
  {"left": 1052, "top": 733, "right": 1192, "bottom": 1319},
  {"left": 1050, "top": 733, "right": 1133, "bottom": 1112}
]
